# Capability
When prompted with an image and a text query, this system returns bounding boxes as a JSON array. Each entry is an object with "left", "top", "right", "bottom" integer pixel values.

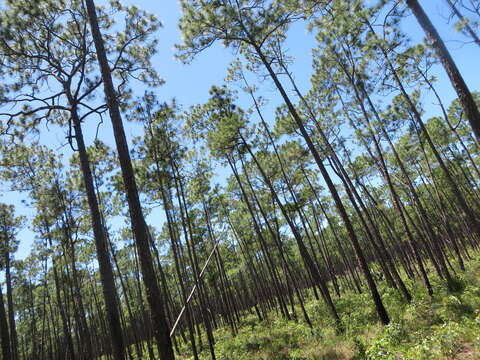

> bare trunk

[
  {"left": 407, "top": 0, "right": 480, "bottom": 143},
  {"left": 84, "top": 1, "right": 174, "bottom": 358}
]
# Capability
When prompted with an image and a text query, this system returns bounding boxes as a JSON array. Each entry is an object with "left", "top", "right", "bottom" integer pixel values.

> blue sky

[{"left": 1, "top": 0, "right": 479, "bottom": 260}]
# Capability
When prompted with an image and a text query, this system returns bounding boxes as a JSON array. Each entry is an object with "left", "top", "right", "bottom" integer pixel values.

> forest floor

[{"left": 155, "top": 254, "right": 480, "bottom": 360}]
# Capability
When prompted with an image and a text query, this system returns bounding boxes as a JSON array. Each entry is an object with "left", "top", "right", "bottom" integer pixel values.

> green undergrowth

[{"left": 138, "top": 255, "right": 480, "bottom": 360}]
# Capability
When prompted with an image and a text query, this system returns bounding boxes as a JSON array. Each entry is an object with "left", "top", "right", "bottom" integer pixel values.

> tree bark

[
  {"left": 71, "top": 108, "right": 126, "bottom": 360},
  {"left": 406, "top": 0, "right": 480, "bottom": 143},
  {"left": 0, "top": 284, "right": 11, "bottom": 360},
  {"left": 84, "top": 1, "right": 174, "bottom": 358}
]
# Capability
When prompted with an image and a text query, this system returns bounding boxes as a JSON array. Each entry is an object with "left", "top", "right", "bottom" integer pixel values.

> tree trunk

[
  {"left": 444, "top": 0, "right": 480, "bottom": 47},
  {"left": 406, "top": 0, "right": 480, "bottom": 143},
  {"left": 71, "top": 108, "right": 126, "bottom": 360},
  {"left": 265, "top": 50, "right": 390, "bottom": 324},
  {"left": 4, "top": 251, "right": 18, "bottom": 360},
  {"left": 84, "top": 1, "right": 174, "bottom": 358},
  {"left": 0, "top": 284, "right": 11, "bottom": 360}
]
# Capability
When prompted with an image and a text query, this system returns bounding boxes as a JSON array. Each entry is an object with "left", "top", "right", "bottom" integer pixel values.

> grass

[{"left": 132, "top": 254, "right": 480, "bottom": 360}]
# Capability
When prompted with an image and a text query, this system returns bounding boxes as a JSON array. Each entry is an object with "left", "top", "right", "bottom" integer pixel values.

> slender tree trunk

[
  {"left": 238, "top": 156, "right": 312, "bottom": 326},
  {"left": 70, "top": 108, "right": 126, "bottom": 360},
  {"left": 92, "top": 165, "right": 143, "bottom": 359},
  {"left": 144, "top": 118, "right": 198, "bottom": 360},
  {"left": 57, "top": 206, "right": 93, "bottom": 360},
  {"left": 172, "top": 163, "right": 216, "bottom": 360},
  {"left": 263, "top": 50, "right": 390, "bottom": 324},
  {"left": 0, "top": 284, "right": 11, "bottom": 360},
  {"left": 84, "top": 1, "right": 174, "bottom": 358},
  {"left": 42, "top": 220, "right": 76, "bottom": 360},
  {"left": 239, "top": 135, "right": 343, "bottom": 328},
  {"left": 406, "top": 0, "right": 480, "bottom": 143},
  {"left": 444, "top": 0, "right": 480, "bottom": 46},
  {"left": 4, "top": 252, "right": 18, "bottom": 360},
  {"left": 228, "top": 156, "right": 291, "bottom": 322}
]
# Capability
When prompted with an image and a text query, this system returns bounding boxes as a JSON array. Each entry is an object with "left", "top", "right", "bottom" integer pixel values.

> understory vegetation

[{"left": 146, "top": 255, "right": 480, "bottom": 360}]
